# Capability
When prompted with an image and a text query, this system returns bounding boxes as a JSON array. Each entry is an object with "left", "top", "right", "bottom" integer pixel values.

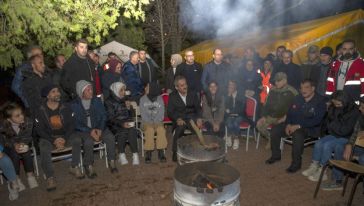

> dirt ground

[{"left": 1, "top": 135, "right": 364, "bottom": 206}]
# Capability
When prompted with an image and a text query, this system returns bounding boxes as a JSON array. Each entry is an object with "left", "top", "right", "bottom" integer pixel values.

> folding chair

[
  {"left": 280, "top": 136, "right": 319, "bottom": 154},
  {"left": 161, "top": 93, "right": 172, "bottom": 125},
  {"left": 314, "top": 136, "right": 364, "bottom": 206},
  {"left": 239, "top": 96, "right": 257, "bottom": 151},
  {"left": 93, "top": 141, "right": 108, "bottom": 168}
]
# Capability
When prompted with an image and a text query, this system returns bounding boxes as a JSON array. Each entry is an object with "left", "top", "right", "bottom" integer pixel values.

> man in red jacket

[{"left": 326, "top": 39, "right": 364, "bottom": 102}]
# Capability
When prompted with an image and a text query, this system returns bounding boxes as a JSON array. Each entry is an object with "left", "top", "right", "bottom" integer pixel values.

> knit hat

[
  {"left": 171, "top": 54, "right": 183, "bottom": 67},
  {"left": 308, "top": 45, "right": 320, "bottom": 53},
  {"left": 76, "top": 80, "right": 92, "bottom": 98},
  {"left": 110, "top": 82, "right": 126, "bottom": 99},
  {"left": 41, "top": 84, "right": 58, "bottom": 97},
  {"left": 274, "top": 72, "right": 287, "bottom": 82},
  {"left": 320, "top": 46, "right": 334, "bottom": 57},
  {"left": 108, "top": 59, "right": 122, "bottom": 73}
]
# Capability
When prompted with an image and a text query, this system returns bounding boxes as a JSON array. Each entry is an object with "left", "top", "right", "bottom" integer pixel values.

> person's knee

[
  {"left": 102, "top": 132, "right": 115, "bottom": 143},
  {"left": 39, "top": 140, "right": 52, "bottom": 153}
]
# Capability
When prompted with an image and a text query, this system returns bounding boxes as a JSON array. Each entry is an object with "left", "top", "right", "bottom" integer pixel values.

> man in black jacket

[
  {"left": 34, "top": 84, "right": 75, "bottom": 191},
  {"left": 167, "top": 76, "right": 203, "bottom": 162},
  {"left": 309, "top": 47, "right": 333, "bottom": 96},
  {"left": 60, "top": 38, "right": 96, "bottom": 100},
  {"left": 138, "top": 49, "right": 158, "bottom": 84},
  {"left": 176, "top": 50, "right": 203, "bottom": 95},
  {"left": 22, "top": 55, "right": 52, "bottom": 115}
]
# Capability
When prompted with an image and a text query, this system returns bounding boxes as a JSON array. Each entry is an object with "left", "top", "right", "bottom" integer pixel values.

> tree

[{"left": 0, "top": 0, "right": 149, "bottom": 69}]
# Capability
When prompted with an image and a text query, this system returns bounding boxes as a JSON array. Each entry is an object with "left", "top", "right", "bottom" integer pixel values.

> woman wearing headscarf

[
  {"left": 101, "top": 59, "right": 124, "bottom": 99},
  {"left": 165, "top": 54, "right": 183, "bottom": 93}
]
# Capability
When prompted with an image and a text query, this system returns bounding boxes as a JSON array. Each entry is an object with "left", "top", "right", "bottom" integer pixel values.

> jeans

[
  {"left": 0, "top": 154, "right": 17, "bottom": 182},
  {"left": 203, "top": 121, "right": 225, "bottom": 138},
  {"left": 4, "top": 146, "right": 34, "bottom": 175},
  {"left": 225, "top": 116, "right": 243, "bottom": 136},
  {"left": 115, "top": 128, "right": 138, "bottom": 153},
  {"left": 312, "top": 135, "right": 348, "bottom": 166},
  {"left": 332, "top": 145, "right": 364, "bottom": 182}
]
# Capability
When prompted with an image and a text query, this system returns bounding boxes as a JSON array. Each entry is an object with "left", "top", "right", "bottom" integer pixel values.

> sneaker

[
  {"left": 84, "top": 165, "right": 97, "bottom": 179},
  {"left": 69, "top": 166, "right": 85, "bottom": 179},
  {"left": 109, "top": 160, "right": 118, "bottom": 173},
  {"left": 27, "top": 175, "right": 39, "bottom": 189},
  {"left": 302, "top": 162, "right": 319, "bottom": 177},
  {"left": 46, "top": 177, "right": 57, "bottom": 191},
  {"left": 226, "top": 136, "right": 232, "bottom": 147},
  {"left": 8, "top": 183, "right": 19, "bottom": 201},
  {"left": 118, "top": 153, "right": 128, "bottom": 165},
  {"left": 308, "top": 166, "right": 328, "bottom": 182},
  {"left": 232, "top": 139, "right": 239, "bottom": 150},
  {"left": 132, "top": 153, "right": 140, "bottom": 165},
  {"left": 321, "top": 182, "right": 343, "bottom": 191},
  {"left": 16, "top": 177, "right": 26, "bottom": 192}
]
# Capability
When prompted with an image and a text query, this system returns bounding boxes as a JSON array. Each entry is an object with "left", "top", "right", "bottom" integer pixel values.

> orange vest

[{"left": 258, "top": 69, "right": 272, "bottom": 104}]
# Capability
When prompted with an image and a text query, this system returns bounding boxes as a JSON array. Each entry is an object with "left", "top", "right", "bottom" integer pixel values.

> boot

[
  {"left": 109, "top": 160, "right": 118, "bottom": 173},
  {"left": 69, "top": 166, "right": 85, "bottom": 179},
  {"left": 158, "top": 149, "right": 167, "bottom": 163},
  {"left": 145, "top": 151, "right": 152, "bottom": 164},
  {"left": 46, "top": 177, "right": 57, "bottom": 191}
]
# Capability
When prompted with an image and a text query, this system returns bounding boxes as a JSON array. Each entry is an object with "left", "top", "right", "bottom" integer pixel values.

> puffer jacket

[
  {"left": 0, "top": 117, "right": 33, "bottom": 146},
  {"left": 121, "top": 61, "right": 144, "bottom": 97}
]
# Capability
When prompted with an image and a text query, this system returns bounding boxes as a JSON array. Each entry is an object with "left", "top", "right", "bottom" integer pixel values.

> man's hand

[
  {"left": 257, "top": 117, "right": 266, "bottom": 127},
  {"left": 245, "top": 90, "right": 255, "bottom": 97},
  {"left": 95, "top": 129, "right": 102, "bottom": 138},
  {"left": 196, "top": 118, "right": 203, "bottom": 128},
  {"left": 177, "top": 118, "right": 186, "bottom": 126},
  {"left": 90, "top": 129, "right": 100, "bottom": 142},
  {"left": 14, "top": 143, "right": 22, "bottom": 153},
  {"left": 285, "top": 124, "right": 292, "bottom": 136},
  {"left": 0, "top": 152, "right": 3, "bottom": 158},
  {"left": 54, "top": 137, "right": 65, "bottom": 150},
  {"left": 277, "top": 115, "right": 286, "bottom": 124},
  {"left": 125, "top": 101, "right": 132, "bottom": 110},
  {"left": 343, "top": 144, "right": 352, "bottom": 161},
  {"left": 213, "top": 123, "right": 220, "bottom": 132},
  {"left": 290, "top": 125, "right": 300, "bottom": 134}
]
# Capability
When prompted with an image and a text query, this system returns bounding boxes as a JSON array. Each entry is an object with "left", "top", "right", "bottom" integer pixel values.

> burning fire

[{"left": 206, "top": 182, "right": 214, "bottom": 190}]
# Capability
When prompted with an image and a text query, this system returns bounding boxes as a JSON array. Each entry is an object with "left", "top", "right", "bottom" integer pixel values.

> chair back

[
  {"left": 245, "top": 96, "right": 257, "bottom": 121},
  {"left": 162, "top": 92, "right": 169, "bottom": 106},
  {"left": 354, "top": 135, "right": 364, "bottom": 148}
]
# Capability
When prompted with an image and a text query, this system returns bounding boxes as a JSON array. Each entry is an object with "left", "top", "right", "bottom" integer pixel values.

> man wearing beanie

[
  {"left": 301, "top": 45, "right": 321, "bottom": 80},
  {"left": 310, "top": 46, "right": 333, "bottom": 96},
  {"left": 71, "top": 80, "right": 118, "bottom": 178},
  {"left": 165, "top": 54, "right": 183, "bottom": 93},
  {"left": 34, "top": 84, "right": 75, "bottom": 191}
]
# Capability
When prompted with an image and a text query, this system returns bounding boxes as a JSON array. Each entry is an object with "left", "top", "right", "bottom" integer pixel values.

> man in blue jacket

[
  {"left": 121, "top": 51, "right": 144, "bottom": 102},
  {"left": 71, "top": 80, "right": 117, "bottom": 178},
  {"left": 267, "top": 79, "right": 327, "bottom": 173}
]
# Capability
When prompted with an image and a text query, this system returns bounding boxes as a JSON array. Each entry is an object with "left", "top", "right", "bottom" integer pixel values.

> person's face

[
  {"left": 48, "top": 88, "right": 61, "bottom": 102},
  {"left": 119, "top": 86, "right": 126, "bottom": 98},
  {"left": 308, "top": 52, "right": 319, "bottom": 62},
  {"left": 300, "top": 82, "right": 315, "bottom": 98},
  {"left": 75, "top": 42, "right": 88, "bottom": 57},
  {"left": 185, "top": 51, "right": 195, "bottom": 64},
  {"left": 276, "top": 48, "right": 285, "bottom": 59},
  {"left": 320, "top": 54, "right": 331, "bottom": 65},
  {"left": 139, "top": 51, "right": 147, "bottom": 61},
  {"left": 282, "top": 52, "right": 292, "bottom": 64},
  {"left": 176, "top": 79, "right": 188, "bottom": 94},
  {"left": 246, "top": 61, "right": 254, "bottom": 71},
  {"left": 228, "top": 81, "right": 237, "bottom": 94},
  {"left": 342, "top": 42, "right": 355, "bottom": 59},
  {"left": 275, "top": 79, "right": 287, "bottom": 89},
  {"left": 337, "top": 47, "right": 344, "bottom": 56},
  {"left": 208, "top": 83, "right": 218, "bottom": 95},
  {"left": 82, "top": 85, "right": 93, "bottom": 100},
  {"left": 170, "top": 58, "right": 176, "bottom": 67},
  {"left": 245, "top": 48, "right": 254, "bottom": 59},
  {"left": 359, "top": 103, "right": 364, "bottom": 114},
  {"left": 8, "top": 109, "right": 24, "bottom": 124},
  {"left": 263, "top": 60, "right": 272, "bottom": 71},
  {"left": 89, "top": 53, "right": 99, "bottom": 64},
  {"left": 130, "top": 54, "right": 139, "bottom": 65},
  {"left": 32, "top": 57, "right": 45, "bottom": 73},
  {"left": 55, "top": 55, "right": 66, "bottom": 69},
  {"left": 213, "top": 49, "right": 223, "bottom": 63},
  {"left": 115, "top": 63, "right": 122, "bottom": 74},
  {"left": 332, "top": 99, "right": 343, "bottom": 108}
]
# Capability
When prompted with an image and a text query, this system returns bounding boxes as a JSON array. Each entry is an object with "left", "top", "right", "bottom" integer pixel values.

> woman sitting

[
  {"left": 0, "top": 103, "right": 38, "bottom": 191},
  {"left": 139, "top": 82, "right": 167, "bottom": 163},
  {"left": 202, "top": 81, "right": 225, "bottom": 137},
  {"left": 302, "top": 91, "right": 359, "bottom": 181},
  {"left": 105, "top": 82, "right": 139, "bottom": 165}
]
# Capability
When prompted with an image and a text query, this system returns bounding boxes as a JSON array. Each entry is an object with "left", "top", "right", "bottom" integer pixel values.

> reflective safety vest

[{"left": 258, "top": 69, "right": 272, "bottom": 104}]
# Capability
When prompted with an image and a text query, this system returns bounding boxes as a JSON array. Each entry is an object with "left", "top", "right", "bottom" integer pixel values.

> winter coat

[
  {"left": 165, "top": 67, "right": 176, "bottom": 92},
  {"left": 262, "top": 85, "right": 298, "bottom": 118},
  {"left": 137, "top": 59, "right": 158, "bottom": 84},
  {"left": 0, "top": 117, "right": 33, "bottom": 146},
  {"left": 167, "top": 91, "right": 202, "bottom": 122},
  {"left": 34, "top": 102, "right": 75, "bottom": 143},
  {"left": 270, "top": 62, "right": 302, "bottom": 90},
  {"left": 139, "top": 95, "right": 164, "bottom": 124},
  {"left": 348, "top": 113, "right": 364, "bottom": 145},
  {"left": 71, "top": 97, "right": 106, "bottom": 133},
  {"left": 121, "top": 61, "right": 144, "bottom": 97},
  {"left": 101, "top": 71, "right": 124, "bottom": 100},
  {"left": 11, "top": 62, "right": 32, "bottom": 107},
  {"left": 237, "top": 68, "right": 262, "bottom": 100},
  {"left": 202, "top": 94, "right": 225, "bottom": 125},
  {"left": 176, "top": 62, "right": 203, "bottom": 94},
  {"left": 21, "top": 70, "right": 52, "bottom": 114},
  {"left": 61, "top": 53, "right": 96, "bottom": 100},
  {"left": 224, "top": 93, "right": 246, "bottom": 118},
  {"left": 201, "top": 61, "right": 231, "bottom": 94},
  {"left": 310, "top": 62, "right": 331, "bottom": 97}
]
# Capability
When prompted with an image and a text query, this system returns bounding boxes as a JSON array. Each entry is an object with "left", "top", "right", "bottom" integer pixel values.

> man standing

[
  {"left": 326, "top": 39, "right": 364, "bottom": 102},
  {"left": 176, "top": 50, "right": 203, "bottom": 95},
  {"left": 201, "top": 49, "right": 231, "bottom": 94},
  {"left": 22, "top": 55, "right": 52, "bottom": 115},
  {"left": 310, "top": 47, "right": 333, "bottom": 96},
  {"left": 273, "top": 45, "right": 286, "bottom": 67},
  {"left": 167, "top": 76, "right": 203, "bottom": 162},
  {"left": 61, "top": 38, "right": 96, "bottom": 100},
  {"left": 271, "top": 50, "right": 302, "bottom": 90},
  {"left": 71, "top": 80, "right": 118, "bottom": 178},
  {"left": 138, "top": 49, "right": 158, "bottom": 84},
  {"left": 34, "top": 84, "right": 75, "bottom": 191},
  {"left": 301, "top": 45, "right": 321, "bottom": 79},
  {"left": 121, "top": 51, "right": 144, "bottom": 101}
]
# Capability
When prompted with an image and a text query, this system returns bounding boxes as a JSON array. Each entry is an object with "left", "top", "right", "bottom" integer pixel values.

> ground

[{"left": 1, "top": 135, "right": 363, "bottom": 206}]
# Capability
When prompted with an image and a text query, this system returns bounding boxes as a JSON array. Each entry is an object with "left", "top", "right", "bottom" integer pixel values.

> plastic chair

[
  {"left": 314, "top": 136, "right": 364, "bottom": 206},
  {"left": 239, "top": 96, "right": 257, "bottom": 151},
  {"left": 161, "top": 93, "right": 172, "bottom": 125}
]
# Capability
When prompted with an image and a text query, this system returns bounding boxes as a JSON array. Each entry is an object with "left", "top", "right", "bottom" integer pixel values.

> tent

[
  {"left": 94, "top": 41, "right": 158, "bottom": 67},
  {"left": 183, "top": 9, "right": 364, "bottom": 65}
]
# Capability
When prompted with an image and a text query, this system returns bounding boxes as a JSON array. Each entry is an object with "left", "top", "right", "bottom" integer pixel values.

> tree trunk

[{"left": 157, "top": 0, "right": 166, "bottom": 76}]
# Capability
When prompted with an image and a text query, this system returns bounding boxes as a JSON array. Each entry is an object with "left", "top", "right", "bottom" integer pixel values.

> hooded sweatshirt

[
  {"left": 140, "top": 83, "right": 164, "bottom": 124},
  {"left": 76, "top": 80, "right": 92, "bottom": 127}
]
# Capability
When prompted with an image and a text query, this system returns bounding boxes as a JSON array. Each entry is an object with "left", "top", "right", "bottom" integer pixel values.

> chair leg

[
  {"left": 246, "top": 127, "right": 250, "bottom": 152},
  {"left": 33, "top": 146, "right": 39, "bottom": 177},
  {"left": 342, "top": 174, "right": 350, "bottom": 196},
  {"left": 80, "top": 151, "right": 84, "bottom": 174},
  {"left": 256, "top": 133, "right": 260, "bottom": 149},
  {"left": 224, "top": 126, "right": 228, "bottom": 154},
  {"left": 347, "top": 175, "right": 362, "bottom": 206},
  {"left": 104, "top": 144, "right": 108, "bottom": 168},
  {"left": 280, "top": 138, "right": 284, "bottom": 155},
  {"left": 313, "top": 164, "right": 329, "bottom": 199}
]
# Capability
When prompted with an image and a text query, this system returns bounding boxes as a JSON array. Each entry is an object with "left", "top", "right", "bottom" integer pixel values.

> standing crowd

[{"left": 1, "top": 38, "right": 364, "bottom": 201}]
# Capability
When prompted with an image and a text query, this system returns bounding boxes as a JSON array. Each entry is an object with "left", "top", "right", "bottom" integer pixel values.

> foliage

[{"left": 0, "top": 0, "right": 149, "bottom": 69}]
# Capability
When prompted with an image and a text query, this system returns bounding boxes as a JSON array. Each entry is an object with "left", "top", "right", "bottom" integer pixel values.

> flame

[{"left": 206, "top": 182, "right": 214, "bottom": 190}]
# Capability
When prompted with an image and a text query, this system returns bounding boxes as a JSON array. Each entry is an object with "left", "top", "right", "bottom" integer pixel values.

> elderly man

[
  {"left": 176, "top": 50, "right": 203, "bottom": 95},
  {"left": 167, "top": 76, "right": 203, "bottom": 162},
  {"left": 121, "top": 51, "right": 144, "bottom": 101}
]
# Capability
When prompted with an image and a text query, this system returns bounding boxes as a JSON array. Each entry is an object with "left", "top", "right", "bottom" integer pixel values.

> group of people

[{"left": 0, "top": 37, "right": 364, "bottom": 201}]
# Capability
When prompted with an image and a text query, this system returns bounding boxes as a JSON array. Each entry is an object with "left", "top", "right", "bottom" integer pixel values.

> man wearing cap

[
  {"left": 326, "top": 39, "right": 364, "bottom": 102},
  {"left": 301, "top": 45, "right": 321, "bottom": 80},
  {"left": 71, "top": 80, "right": 118, "bottom": 178},
  {"left": 310, "top": 46, "right": 333, "bottom": 96},
  {"left": 257, "top": 72, "right": 298, "bottom": 150},
  {"left": 34, "top": 84, "right": 75, "bottom": 191}
]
